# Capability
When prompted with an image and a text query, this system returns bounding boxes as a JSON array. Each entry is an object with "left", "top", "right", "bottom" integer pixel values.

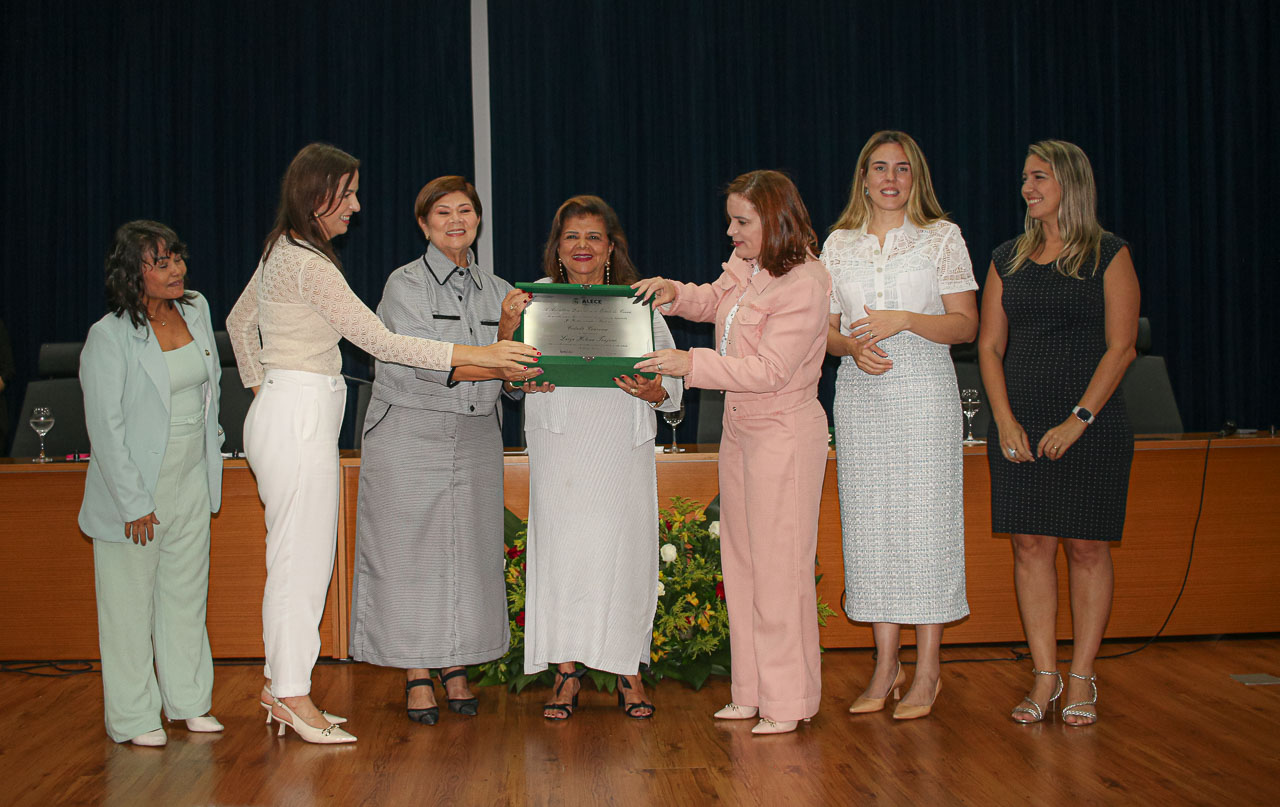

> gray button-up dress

[{"left": 349, "top": 245, "right": 515, "bottom": 667}]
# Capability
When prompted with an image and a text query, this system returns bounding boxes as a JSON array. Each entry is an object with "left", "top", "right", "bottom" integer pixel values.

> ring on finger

[{"left": 1008, "top": 447, "right": 1017, "bottom": 457}]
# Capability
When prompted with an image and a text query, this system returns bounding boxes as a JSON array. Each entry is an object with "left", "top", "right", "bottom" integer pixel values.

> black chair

[
  {"left": 213, "top": 330, "right": 254, "bottom": 455},
  {"left": 696, "top": 388, "right": 724, "bottom": 446},
  {"left": 9, "top": 378, "right": 90, "bottom": 457},
  {"left": 1119, "top": 317, "right": 1183, "bottom": 434},
  {"left": 36, "top": 342, "right": 84, "bottom": 378}
]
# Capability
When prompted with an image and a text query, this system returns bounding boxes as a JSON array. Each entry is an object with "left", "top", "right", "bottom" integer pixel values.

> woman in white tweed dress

[
  {"left": 823, "top": 131, "right": 979, "bottom": 720},
  {"left": 521, "top": 196, "right": 683, "bottom": 721}
]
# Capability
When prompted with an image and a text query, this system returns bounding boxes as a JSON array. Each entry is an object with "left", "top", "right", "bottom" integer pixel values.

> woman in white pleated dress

[{"left": 521, "top": 195, "right": 683, "bottom": 720}]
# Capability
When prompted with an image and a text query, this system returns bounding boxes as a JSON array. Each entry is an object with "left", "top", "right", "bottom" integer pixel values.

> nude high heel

[
  {"left": 892, "top": 677, "right": 942, "bottom": 720},
  {"left": 271, "top": 699, "right": 357, "bottom": 744},
  {"left": 849, "top": 662, "right": 907, "bottom": 714}
]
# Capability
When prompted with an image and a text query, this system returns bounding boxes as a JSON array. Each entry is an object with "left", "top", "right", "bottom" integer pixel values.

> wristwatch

[{"left": 1072, "top": 405, "right": 1095, "bottom": 425}]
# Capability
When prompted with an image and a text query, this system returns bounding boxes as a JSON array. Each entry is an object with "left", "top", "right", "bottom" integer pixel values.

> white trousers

[{"left": 244, "top": 369, "right": 345, "bottom": 698}]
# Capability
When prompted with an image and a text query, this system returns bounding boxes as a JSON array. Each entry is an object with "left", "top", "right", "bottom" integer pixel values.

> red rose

[
  {"left": 515, "top": 611, "right": 525, "bottom": 626},
  {"left": 716, "top": 582, "right": 726, "bottom": 600},
  {"left": 663, "top": 520, "right": 673, "bottom": 531},
  {"left": 506, "top": 546, "right": 525, "bottom": 559}
]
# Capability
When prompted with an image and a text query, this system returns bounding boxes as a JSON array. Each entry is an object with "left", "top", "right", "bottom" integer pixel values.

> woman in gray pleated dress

[
  {"left": 349, "top": 176, "right": 534, "bottom": 724},
  {"left": 823, "top": 132, "right": 979, "bottom": 720}
]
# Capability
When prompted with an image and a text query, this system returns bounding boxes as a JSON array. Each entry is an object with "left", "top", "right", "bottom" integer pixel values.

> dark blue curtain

[
  {"left": 487, "top": 0, "right": 1279, "bottom": 434},
  {"left": 0, "top": 0, "right": 474, "bottom": 445},
  {"left": 2, "top": 1, "right": 1276, "bottom": 444}
]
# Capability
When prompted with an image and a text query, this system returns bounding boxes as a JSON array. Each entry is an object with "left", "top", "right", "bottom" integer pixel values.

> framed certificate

[{"left": 513, "top": 282, "right": 656, "bottom": 387}]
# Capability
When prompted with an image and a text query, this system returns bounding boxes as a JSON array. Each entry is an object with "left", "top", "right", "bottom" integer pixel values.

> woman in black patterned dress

[{"left": 978, "top": 140, "right": 1140, "bottom": 726}]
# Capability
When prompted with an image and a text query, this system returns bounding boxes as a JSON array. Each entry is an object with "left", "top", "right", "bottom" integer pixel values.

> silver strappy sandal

[
  {"left": 1061, "top": 672, "right": 1099, "bottom": 726},
  {"left": 1011, "top": 668, "right": 1063, "bottom": 723}
]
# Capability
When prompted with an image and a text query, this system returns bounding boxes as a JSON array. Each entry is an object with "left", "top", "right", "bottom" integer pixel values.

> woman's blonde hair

[
  {"left": 1007, "top": 140, "right": 1105, "bottom": 279},
  {"left": 830, "top": 130, "right": 947, "bottom": 233}
]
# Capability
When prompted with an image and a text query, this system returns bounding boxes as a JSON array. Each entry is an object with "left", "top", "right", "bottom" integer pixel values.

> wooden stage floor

[{"left": 3, "top": 637, "right": 1277, "bottom": 806}]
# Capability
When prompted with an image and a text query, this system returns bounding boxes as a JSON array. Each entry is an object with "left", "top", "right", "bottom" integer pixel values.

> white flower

[
  {"left": 656, "top": 580, "right": 666, "bottom": 596},
  {"left": 660, "top": 543, "right": 678, "bottom": 563},
  {"left": 708, "top": 521, "right": 720, "bottom": 537}
]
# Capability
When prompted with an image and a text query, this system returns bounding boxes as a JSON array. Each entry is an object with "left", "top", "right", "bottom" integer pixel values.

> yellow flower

[
  {"left": 685, "top": 593, "right": 699, "bottom": 606},
  {"left": 697, "top": 615, "right": 711, "bottom": 630},
  {"left": 652, "top": 631, "right": 666, "bottom": 647}
]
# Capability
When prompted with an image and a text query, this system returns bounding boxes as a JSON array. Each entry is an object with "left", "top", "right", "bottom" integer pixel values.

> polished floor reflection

[{"left": 2, "top": 638, "right": 1278, "bottom": 805}]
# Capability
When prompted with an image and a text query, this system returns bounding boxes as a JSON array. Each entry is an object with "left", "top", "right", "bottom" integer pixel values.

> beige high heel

[
  {"left": 1011, "top": 668, "right": 1063, "bottom": 724},
  {"left": 892, "top": 677, "right": 942, "bottom": 720},
  {"left": 270, "top": 699, "right": 357, "bottom": 744},
  {"left": 849, "top": 662, "right": 907, "bottom": 714}
]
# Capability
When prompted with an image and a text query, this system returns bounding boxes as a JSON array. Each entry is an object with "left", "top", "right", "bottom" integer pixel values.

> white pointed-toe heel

[
  {"left": 713, "top": 703, "right": 758, "bottom": 720},
  {"left": 182, "top": 714, "right": 224, "bottom": 733},
  {"left": 130, "top": 728, "right": 167, "bottom": 747},
  {"left": 751, "top": 718, "right": 799, "bottom": 735},
  {"left": 261, "top": 688, "right": 347, "bottom": 725},
  {"left": 271, "top": 699, "right": 357, "bottom": 744}
]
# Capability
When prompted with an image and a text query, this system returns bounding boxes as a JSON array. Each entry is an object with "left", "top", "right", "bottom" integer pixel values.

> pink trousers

[{"left": 717, "top": 396, "right": 829, "bottom": 722}]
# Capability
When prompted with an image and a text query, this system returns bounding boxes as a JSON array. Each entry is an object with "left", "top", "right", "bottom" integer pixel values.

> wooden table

[{"left": 3, "top": 435, "right": 1277, "bottom": 659}]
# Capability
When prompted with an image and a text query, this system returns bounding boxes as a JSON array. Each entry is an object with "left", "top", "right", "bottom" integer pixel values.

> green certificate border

[{"left": 513, "top": 282, "right": 656, "bottom": 387}]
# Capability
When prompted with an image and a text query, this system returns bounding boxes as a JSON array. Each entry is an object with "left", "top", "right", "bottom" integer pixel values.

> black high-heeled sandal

[
  {"left": 437, "top": 668, "right": 479, "bottom": 716},
  {"left": 616, "top": 675, "right": 655, "bottom": 719},
  {"left": 543, "top": 667, "right": 586, "bottom": 720},
  {"left": 405, "top": 678, "right": 439, "bottom": 725}
]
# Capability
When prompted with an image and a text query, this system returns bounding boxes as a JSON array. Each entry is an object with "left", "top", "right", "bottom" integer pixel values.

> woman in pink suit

[{"left": 634, "top": 170, "right": 830, "bottom": 734}]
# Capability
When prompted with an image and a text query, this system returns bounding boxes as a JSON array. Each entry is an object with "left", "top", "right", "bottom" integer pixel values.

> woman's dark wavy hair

[
  {"left": 104, "top": 220, "right": 195, "bottom": 328},
  {"left": 725, "top": 170, "right": 818, "bottom": 277},
  {"left": 540, "top": 195, "right": 640, "bottom": 285},
  {"left": 262, "top": 142, "right": 360, "bottom": 269}
]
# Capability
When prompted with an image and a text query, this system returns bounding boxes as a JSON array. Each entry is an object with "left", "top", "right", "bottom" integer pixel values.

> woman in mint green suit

[{"left": 79, "top": 221, "right": 225, "bottom": 747}]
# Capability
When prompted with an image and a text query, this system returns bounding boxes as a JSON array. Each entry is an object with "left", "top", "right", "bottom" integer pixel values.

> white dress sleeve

[{"left": 936, "top": 224, "right": 979, "bottom": 295}]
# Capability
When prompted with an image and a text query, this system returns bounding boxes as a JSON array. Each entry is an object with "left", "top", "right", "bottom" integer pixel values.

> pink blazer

[{"left": 666, "top": 253, "right": 831, "bottom": 416}]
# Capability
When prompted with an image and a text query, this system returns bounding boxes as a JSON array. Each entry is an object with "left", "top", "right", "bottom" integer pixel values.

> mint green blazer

[{"left": 78, "top": 292, "right": 224, "bottom": 542}]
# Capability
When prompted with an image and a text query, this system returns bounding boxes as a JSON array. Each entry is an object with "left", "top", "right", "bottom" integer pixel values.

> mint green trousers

[{"left": 93, "top": 416, "right": 213, "bottom": 742}]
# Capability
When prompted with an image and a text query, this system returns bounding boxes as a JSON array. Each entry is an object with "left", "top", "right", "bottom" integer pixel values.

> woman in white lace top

[
  {"left": 227, "top": 143, "right": 538, "bottom": 743},
  {"left": 823, "top": 131, "right": 978, "bottom": 721}
]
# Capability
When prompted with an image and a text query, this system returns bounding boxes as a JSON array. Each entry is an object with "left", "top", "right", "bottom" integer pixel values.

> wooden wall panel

[{"left": 3, "top": 435, "right": 1276, "bottom": 660}]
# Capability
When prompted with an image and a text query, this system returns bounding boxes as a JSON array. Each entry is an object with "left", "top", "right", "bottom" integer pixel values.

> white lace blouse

[
  {"left": 226, "top": 237, "right": 453, "bottom": 388},
  {"left": 822, "top": 218, "right": 977, "bottom": 335}
]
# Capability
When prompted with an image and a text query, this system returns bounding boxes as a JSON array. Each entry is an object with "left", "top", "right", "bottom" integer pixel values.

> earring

[
  {"left": 558, "top": 258, "right": 567, "bottom": 283},
  {"left": 605, "top": 258, "right": 612, "bottom": 285},
  {"left": 864, "top": 187, "right": 870, "bottom": 196}
]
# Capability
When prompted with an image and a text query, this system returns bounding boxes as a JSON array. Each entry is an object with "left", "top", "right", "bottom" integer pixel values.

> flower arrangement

[{"left": 472, "top": 498, "right": 836, "bottom": 692}]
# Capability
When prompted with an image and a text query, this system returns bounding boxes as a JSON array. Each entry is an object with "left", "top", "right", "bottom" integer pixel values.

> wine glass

[
  {"left": 663, "top": 400, "right": 686, "bottom": 454},
  {"left": 960, "top": 389, "right": 984, "bottom": 445},
  {"left": 29, "top": 406, "right": 55, "bottom": 463}
]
